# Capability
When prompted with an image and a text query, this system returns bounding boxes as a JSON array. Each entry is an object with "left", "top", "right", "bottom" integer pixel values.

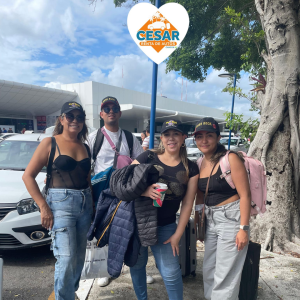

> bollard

[{"left": 0, "top": 258, "right": 3, "bottom": 300}]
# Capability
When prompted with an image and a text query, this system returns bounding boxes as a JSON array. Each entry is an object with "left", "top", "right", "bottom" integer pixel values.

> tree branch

[{"left": 255, "top": 0, "right": 264, "bottom": 16}]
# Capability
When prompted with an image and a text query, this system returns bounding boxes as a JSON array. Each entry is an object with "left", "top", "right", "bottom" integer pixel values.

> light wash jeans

[
  {"left": 203, "top": 200, "right": 248, "bottom": 300},
  {"left": 47, "top": 187, "right": 93, "bottom": 300},
  {"left": 130, "top": 223, "right": 183, "bottom": 300}
]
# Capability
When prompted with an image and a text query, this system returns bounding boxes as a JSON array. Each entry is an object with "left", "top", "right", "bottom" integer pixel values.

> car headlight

[
  {"left": 188, "top": 153, "right": 201, "bottom": 158},
  {"left": 17, "top": 198, "right": 39, "bottom": 215}
]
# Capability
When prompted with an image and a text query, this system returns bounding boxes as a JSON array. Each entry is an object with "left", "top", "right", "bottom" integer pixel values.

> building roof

[{"left": 0, "top": 80, "right": 78, "bottom": 118}]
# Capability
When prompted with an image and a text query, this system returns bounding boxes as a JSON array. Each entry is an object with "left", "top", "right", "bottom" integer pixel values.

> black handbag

[{"left": 197, "top": 162, "right": 217, "bottom": 241}]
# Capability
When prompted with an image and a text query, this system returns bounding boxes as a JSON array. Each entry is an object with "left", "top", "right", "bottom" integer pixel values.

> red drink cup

[{"left": 153, "top": 183, "right": 168, "bottom": 207}]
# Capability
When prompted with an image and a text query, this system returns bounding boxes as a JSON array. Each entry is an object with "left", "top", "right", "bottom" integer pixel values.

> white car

[
  {"left": 185, "top": 138, "right": 203, "bottom": 162},
  {"left": 219, "top": 137, "right": 248, "bottom": 153},
  {"left": 0, "top": 133, "right": 19, "bottom": 142},
  {"left": 0, "top": 134, "right": 51, "bottom": 250},
  {"left": 148, "top": 21, "right": 170, "bottom": 30}
]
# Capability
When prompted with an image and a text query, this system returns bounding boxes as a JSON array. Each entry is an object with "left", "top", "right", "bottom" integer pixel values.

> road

[{"left": 0, "top": 245, "right": 55, "bottom": 300}]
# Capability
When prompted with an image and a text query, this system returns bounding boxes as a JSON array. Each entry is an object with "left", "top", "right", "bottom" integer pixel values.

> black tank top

[
  {"left": 50, "top": 143, "right": 91, "bottom": 190},
  {"left": 198, "top": 165, "right": 238, "bottom": 206}
]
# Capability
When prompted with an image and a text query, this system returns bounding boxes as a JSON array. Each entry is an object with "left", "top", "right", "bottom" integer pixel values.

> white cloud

[
  {"left": 44, "top": 82, "right": 62, "bottom": 89},
  {"left": 60, "top": 7, "right": 77, "bottom": 43}
]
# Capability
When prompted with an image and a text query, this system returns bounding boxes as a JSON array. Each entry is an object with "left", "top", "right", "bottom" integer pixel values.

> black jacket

[
  {"left": 110, "top": 163, "right": 159, "bottom": 247},
  {"left": 87, "top": 189, "right": 138, "bottom": 278}
]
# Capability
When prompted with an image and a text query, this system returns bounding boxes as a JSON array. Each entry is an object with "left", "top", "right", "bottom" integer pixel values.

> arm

[
  {"left": 22, "top": 137, "right": 54, "bottom": 229},
  {"left": 164, "top": 174, "right": 198, "bottom": 256},
  {"left": 228, "top": 153, "right": 251, "bottom": 250}
]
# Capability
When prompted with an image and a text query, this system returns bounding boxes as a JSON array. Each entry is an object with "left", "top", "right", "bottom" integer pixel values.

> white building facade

[{"left": 0, "top": 79, "right": 228, "bottom": 134}]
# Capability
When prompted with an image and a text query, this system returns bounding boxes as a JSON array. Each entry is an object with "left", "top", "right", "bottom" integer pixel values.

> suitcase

[
  {"left": 176, "top": 213, "right": 197, "bottom": 277},
  {"left": 239, "top": 241, "right": 261, "bottom": 300}
]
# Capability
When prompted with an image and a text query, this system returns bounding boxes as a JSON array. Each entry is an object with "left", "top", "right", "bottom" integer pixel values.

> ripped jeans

[{"left": 47, "top": 188, "right": 93, "bottom": 300}]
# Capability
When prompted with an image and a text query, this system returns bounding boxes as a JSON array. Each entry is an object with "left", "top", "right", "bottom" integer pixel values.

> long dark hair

[{"left": 52, "top": 112, "right": 88, "bottom": 143}]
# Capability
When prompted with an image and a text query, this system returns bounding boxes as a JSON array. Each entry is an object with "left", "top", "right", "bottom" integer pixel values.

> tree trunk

[{"left": 250, "top": 0, "right": 300, "bottom": 253}]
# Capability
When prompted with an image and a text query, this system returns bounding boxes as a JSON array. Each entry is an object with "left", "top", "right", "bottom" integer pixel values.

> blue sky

[{"left": 0, "top": 0, "right": 257, "bottom": 117}]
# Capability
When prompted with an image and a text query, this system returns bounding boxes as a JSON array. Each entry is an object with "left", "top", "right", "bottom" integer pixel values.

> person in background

[
  {"left": 130, "top": 120, "right": 199, "bottom": 300},
  {"left": 22, "top": 101, "right": 92, "bottom": 300},
  {"left": 194, "top": 117, "right": 251, "bottom": 299},
  {"left": 142, "top": 126, "right": 159, "bottom": 150},
  {"left": 8, "top": 128, "right": 13, "bottom": 133},
  {"left": 141, "top": 130, "right": 146, "bottom": 143},
  {"left": 0, "top": 128, "right": 2, "bottom": 134},
  {"left": 87, "top": 96, "right": 155, "bottom": 286},
  {"left": 3, "top": 128, "right": 7, "bottom": 133},
  {"left": 21, "top": 128, "right": 26, "bottom": 134}
]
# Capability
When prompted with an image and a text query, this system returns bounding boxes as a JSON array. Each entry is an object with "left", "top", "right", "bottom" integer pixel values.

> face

[
  {"left": 100, "top": 104, "right": 121, "bottom": 126},
  {"left": 194, "top": 131, "right": 221, "bottom": 154},
  {"left": 160, "top": 129, "right": 185, "bottom": 154},
  {"left": 60, "top": 109, "right": 84, "bottom": 134},
  {"left": 141, "top": 132, "right": 146, "bottom": 141}
]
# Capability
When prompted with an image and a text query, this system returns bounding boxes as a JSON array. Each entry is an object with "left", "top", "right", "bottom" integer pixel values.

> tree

[{"left": 92, "top": 0, "right": 300, "bottom": 253}]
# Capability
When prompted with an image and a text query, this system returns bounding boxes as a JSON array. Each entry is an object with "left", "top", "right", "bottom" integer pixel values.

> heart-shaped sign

[{"left": 127, "top": 3, "right": 189, "bottom": 65}]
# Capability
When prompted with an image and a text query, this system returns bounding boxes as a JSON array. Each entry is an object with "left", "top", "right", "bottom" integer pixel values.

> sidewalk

[{"left": 77, "top": 243, "right": 300, "bottom": 300}]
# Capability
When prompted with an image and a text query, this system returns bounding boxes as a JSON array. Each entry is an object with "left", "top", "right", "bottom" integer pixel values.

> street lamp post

[{"left": 218, "top": 73, "right": 237, "bottom": 150}]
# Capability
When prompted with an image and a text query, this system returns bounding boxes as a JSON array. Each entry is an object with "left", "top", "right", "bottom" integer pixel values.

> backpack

[
  {"left": 91, "top": 128, "right": 134, "bottom": 204},
  {"left": 197, "top": 151, "right": 267, "bottom": 216}
]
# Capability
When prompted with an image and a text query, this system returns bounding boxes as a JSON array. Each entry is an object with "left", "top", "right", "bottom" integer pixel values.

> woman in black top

[
  {"left": 194, "top": 117, "right": 251, "bottom": 300},
  {"left": 23, "top": 102, "right": 93, "bottom": 300},
  {"left": 130, "top": 120, "right": 199, "bottom": 300}
]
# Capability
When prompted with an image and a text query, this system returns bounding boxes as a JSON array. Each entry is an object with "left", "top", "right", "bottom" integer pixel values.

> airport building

[{"left": 0, "top": 79, "right": 229, "bottom": 134}]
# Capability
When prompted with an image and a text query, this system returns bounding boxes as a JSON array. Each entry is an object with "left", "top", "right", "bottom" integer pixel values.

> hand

[
  {"left": 164, "top": 233, "right": 181, "bottom": 257},
  {"left": 141, "top": 184, "right": 161, "bottom": 200},
  {"left": 44, "top": 177, "right": 47, "bottom": 184},
  {"left": 40, "top": 204, "right": 54, "bottom": 230},
  {"left": 236, "top": 229, "right": 249, "bottom": 251}
]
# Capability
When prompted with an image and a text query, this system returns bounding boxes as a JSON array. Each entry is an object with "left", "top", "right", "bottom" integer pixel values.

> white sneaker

[
  {"left": 146, "top": 274, "right": 154, "bottom": 284},
  {"left": 97, "top": 277, "right": 110, "bottom": 287}
]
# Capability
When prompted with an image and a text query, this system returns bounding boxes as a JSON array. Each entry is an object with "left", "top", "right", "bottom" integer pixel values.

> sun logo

[{"left": 136, "top": 11, "right": 179, "bottom": 53}]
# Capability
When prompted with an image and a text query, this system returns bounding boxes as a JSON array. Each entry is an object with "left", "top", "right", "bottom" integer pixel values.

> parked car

[
  {"left": 133, "top": 133, "right": 161, "bottom": 145},
  {"left": 185, "top": 138, "right": 203, "bottom": 162},
  {"left": 219, "top": 137, "right": 248, "bottom": 153},
  {"left": 0, "top": 133, "right": 19, "bottom": 142},
  {"left": 0, "top": 134, "right": 51, "bottom": 250}
]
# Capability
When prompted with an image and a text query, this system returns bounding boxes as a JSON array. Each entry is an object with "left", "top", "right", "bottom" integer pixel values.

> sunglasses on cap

[
  {"left": 63, "top": 112, "right": 85, "bottom": 123},
  {"left": 102, "top": 106, "right": 120, "bottom": 114}
]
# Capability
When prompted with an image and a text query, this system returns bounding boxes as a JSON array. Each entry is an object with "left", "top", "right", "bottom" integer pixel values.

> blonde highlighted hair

[{"left": 153, "top": 137, "right": 189, "bottom": 178}]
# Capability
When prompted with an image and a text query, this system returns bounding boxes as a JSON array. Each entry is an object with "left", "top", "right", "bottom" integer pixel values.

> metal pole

[
  {"left": 228, "top": 74, "right": 237, "bottom": 150},
  {"left": 149, "top": 0, "right": 161, "bottom": 149}
]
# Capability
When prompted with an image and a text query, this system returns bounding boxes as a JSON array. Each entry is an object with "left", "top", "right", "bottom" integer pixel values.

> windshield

[
  {"left": 185, "top": 139, "right": 197, "bottom": 148},
  {"left": 0, "top": 140, "right": 45, "bottom": 171},
  {"left": 220, "top": 138, "right": 239, "bottom": 146}
]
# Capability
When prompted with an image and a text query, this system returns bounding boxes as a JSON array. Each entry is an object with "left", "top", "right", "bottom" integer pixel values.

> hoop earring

[{"left": 182, "top": 143, "right": 186, "bottom": 148}]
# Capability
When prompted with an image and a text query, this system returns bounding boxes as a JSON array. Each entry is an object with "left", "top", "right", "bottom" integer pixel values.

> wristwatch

[{"left": 240, "top": 225, "right": 250, "bottom": 231}]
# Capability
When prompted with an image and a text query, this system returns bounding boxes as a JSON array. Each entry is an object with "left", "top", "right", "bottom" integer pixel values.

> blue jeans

[
  {"left": 130, "top": 223, "right": 183, "bottom": 300},
  {"left": 47, "top": 188, "right": 93, "bottom": 300}
]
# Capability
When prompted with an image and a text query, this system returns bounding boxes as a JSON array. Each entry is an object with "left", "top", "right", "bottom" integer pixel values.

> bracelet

[{"left": 195, "top": 204, "right": 204, "bottom": 212}]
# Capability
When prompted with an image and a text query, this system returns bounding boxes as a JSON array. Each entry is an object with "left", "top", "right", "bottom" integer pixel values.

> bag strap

[
  {"left": 45, "top": 137, "right": 56, "bottom": 194},
  {"left": 219, "top": 151, "right": 236, "bottom": 189},
  {"left": 123, "top": 130, "right": 133, "bottom": 158},
  {"left": 200, "top": 162, "right": 218, "bottom": 227},
  {"left": 146, "top": 151, "right": 155, "bottom": 164},
  {"left": 92, "top": 129, "right": 104, "bottom": 161}
]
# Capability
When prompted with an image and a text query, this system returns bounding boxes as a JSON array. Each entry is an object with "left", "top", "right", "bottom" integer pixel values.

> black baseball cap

[
  {"left": 101, "top": 96, "right": 120, "bottom": 109},
  {"left": 61, "top": 101, "right": 84, "bottom": 115},
  {"left": 193, "top": 117, "right": 220, "bottom": 135},
  {"left": 161, "top": 120, "right": 184, "bottom": 134}
]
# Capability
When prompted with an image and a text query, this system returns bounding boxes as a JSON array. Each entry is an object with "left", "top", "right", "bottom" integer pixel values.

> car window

[
  {"left": 219, "top": 138, "right": 238, "bottom": 146},
  {"left": 185, "top": 139, "right": 197, "bottom": 148},
  {"left": 0, "top": 140, "right": 45, "bottom": 171}
]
